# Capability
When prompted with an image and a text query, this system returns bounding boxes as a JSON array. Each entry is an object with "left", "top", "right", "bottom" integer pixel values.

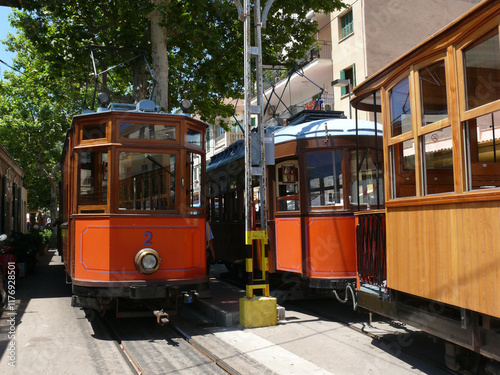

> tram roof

[
  {"left": 207, "top": 139, "right": 244, "bottom": 172},
  {"left": 273, "top": 118, "right": 382, "bottom": 144},
  {"left": 207, "top": 118, "right": 382, "bottom": 172},
  {"left": 73, "top": 100, "right": 209, "bottom": 126},
  {"left": 351, "top": 0, "right": 497, "bottom": 106}
]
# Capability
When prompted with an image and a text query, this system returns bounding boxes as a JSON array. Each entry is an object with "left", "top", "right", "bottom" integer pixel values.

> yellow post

[
  {"left": 239, "top": 230, "right": 277, "bottom": 328},
  {"left": 238, "top": 0, "right": 277, "bottom": 329}
]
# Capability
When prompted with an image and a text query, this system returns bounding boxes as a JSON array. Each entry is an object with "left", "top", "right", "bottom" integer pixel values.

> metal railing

[
  {"left": 274, "top": 93, "right": 334, "bottom": 120},
  {"left": 357, "top": 211, "right": 386, "bottom": 292},
  {"left": 296, "top": 40, "right": 332, "bottom": 67}
]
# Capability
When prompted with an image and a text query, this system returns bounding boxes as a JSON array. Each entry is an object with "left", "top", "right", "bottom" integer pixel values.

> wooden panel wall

[{"left": 387, "top": 200, "right": 500, "bottom": 318}]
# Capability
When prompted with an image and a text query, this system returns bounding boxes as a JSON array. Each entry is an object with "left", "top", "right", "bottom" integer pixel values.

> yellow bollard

[{"left": 239, "top": 296, "right": 277, "bottom": 328}]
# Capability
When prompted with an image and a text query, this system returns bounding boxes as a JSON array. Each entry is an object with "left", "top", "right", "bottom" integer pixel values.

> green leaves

[{"left": 0, "top": 0, "right": 345, "bottom": 210}]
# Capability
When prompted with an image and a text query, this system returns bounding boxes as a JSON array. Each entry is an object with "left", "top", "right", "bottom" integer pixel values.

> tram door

[{"left": 274, "top": 159, "right": 302, "bottom": 273}]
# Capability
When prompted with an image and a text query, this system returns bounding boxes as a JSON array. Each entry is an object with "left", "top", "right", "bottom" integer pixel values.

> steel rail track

[
  {"left": 170, "top": 323, "right": 242, "bottom": 375},
  {"left": 89, "top": 311, "right": 145, "bottom": 375},
  {"left": 91, "top": 309, "right": 240, "bottom": 375}
]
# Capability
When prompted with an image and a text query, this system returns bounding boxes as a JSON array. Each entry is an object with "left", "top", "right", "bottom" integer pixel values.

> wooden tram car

[
  {"left": 207, "top": 110, "right": 383, "bottom": 296},
  {"left": 60, "top": 100, "right": 209, "bottom": 314},
  {"left": 352, "top": 0, "right": 500, "bottom": 371}
]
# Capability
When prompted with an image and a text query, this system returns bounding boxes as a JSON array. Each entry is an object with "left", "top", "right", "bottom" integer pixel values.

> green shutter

[{"left": 341, "top": 10, "right": 353, "bottom": 39}]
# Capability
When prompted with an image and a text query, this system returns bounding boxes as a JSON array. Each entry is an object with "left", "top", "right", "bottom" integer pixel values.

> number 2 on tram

[{"left": 59, "top": 100, "right": 209, "bottom": 314}]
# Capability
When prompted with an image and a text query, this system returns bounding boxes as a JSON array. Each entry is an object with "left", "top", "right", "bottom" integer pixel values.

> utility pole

[{"left": 235, "top": 0, "right": 277, "bottom": 328}]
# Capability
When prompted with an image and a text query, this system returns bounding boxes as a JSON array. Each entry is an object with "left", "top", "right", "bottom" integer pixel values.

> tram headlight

[{"left": 134, "top": 248, "right": 161, "bottom": 274}]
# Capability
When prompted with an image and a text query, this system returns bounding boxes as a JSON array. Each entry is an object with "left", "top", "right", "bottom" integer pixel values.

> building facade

[
  {"left": 207, "top": 0, "right": 481, "bottom": 160},
  {"left": 0, "top": 144, "right": 26, "bottom": 234}
]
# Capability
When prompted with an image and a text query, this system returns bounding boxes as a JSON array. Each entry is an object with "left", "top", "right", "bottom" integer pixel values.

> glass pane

[
  {"left": 391, "top": 139, "right": 416, "bottom": 198},
  {"left": 390, "top": 77, "right": 412, "bottom": 137},
  {"left": 420, "top": 61, "right": 448, "bottom": 125},
  {"left": 118, "top": 152, "right": 176, "bottom": 210},
  {"left": 82, "top": 123, "right": 106, "bottom": 140},
  {"left": 276, "top": 160, "right": 299, "bottom": 212},
  {"left": 78, "top": 151, "right": 108, "bottom": 205},
  {"left": 464, "top": 30, "right": 500, "bottom": 110},
  {"left": 423, "top": 127, "right": 454, "bottom": 194},
  {"left": 350, "top": 149, "right": 384, "bottom": 208},
  {"left": 120, "top": 122, "right": 176, "bottom": 140},
  {"left": 466, "top": 110, "right": 500, "bottom": 190},
  {"left": 306, "top": 151, "right": 343, "bottom": 208},
  {"left": 189, "top": 153, "right": 202, "bottom": 208},
  {"left": 187, "top": 128, "right": 202, "bottom": 147}
]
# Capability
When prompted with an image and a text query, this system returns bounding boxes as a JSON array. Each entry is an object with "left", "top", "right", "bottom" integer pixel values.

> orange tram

[
  {"left": 352, "top": 0, "right": 500, "bottom": 371},
  {"left": 207, "top": 110, "right": 383, "bottom": 299},
  {"left": 60, "top": 100, "right": 209, "bottom": 315}
]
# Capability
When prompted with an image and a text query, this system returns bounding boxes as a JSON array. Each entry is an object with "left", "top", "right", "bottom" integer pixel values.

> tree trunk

[{"left": 150, "top": 0, "right": 169, "bottom": 111}]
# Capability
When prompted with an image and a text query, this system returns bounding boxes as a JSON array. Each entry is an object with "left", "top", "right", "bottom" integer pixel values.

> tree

[
  {"left": 0, "top": 0, "right": 345, "bottom": 214},
  {"left": 0, "top": 31, "right": 76, "bottom": 218},
  {"left": 12, "top": 0, "right": 344, "bottom": 122}
]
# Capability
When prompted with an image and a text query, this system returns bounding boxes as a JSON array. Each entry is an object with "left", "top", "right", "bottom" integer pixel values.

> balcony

[
  {"left": 263, "top": 41, "right": 332, "bottom": 92},
  {"left": 207, "top": 131, "right": 244, "bottom": 159},
  {"left": 298, "top": 40, "right": 332, "bottom": 66}
]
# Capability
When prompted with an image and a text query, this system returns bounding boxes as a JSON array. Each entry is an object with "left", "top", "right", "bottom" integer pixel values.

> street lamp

[{"left": 331, "top": 78, "right": 352, "bottom": 119}]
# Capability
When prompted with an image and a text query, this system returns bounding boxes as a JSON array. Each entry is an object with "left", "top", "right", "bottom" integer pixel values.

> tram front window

[
  {"left": 78, "top": 150, "right": 108, "bottom": 206},
  {"left": 306, "top": 151, "right": 343, "bottom": 208},
  {"left": 118, "top": 152, "right": 176, "bottom": 211}
]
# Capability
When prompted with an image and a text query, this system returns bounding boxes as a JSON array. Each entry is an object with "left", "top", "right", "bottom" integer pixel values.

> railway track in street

[{"left": 89, "top": 309, "right": 240, "bottom": 375}]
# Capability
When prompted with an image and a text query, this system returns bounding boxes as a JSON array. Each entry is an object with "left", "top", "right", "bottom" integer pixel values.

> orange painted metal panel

[
  {"left": 73, "top": 216, "right": 205, "bottom": 282},
  {"left": 305, "top": 216, "right": 356, "bottom": 279},
  {"left": 275, "top": 217, "right": 302, "bottom": 273}
]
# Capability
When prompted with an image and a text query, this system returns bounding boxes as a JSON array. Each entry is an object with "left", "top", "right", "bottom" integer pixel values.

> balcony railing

[
  {"left": 211, "top": 132, "right": 243, "bottom": 152},
  {"left": 296, "top": 40, "right": 332, "bottom": 68},
  {"left": 263, "top": 40, "right": 332, "bottom": 92},
  {"left": 270, "top": 93, "right": 334, "bottom": 122}
]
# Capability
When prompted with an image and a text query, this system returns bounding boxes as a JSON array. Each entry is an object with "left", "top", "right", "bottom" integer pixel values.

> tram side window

[
  {"left": 422, "top": 126, "right": 454, "bottom": 195},
  {"left": 276, "top": 160, "right": 299, "bottom": 212},
  {"left": 390, "top": 139, "right": 416, "bottom": 198},
  {"left": 306, "top": 151, "right": 343, "bottom": 208},
  {"left": 188, "top": 153, "right": 202, "bottom": 210},
  {"left": 390, "top": 77, "right": 412, "bottom": 137},
  {"left": 350, "top": 149, "right": 384, "bottom": 207},
  {"left": 464, "top": 29, "right": 500, "bottom": 110},
  {"left": 82, "top": 123, "right": 106, "bottom": 140},
  {"left": 120, "top": 123, "right": 176, "bottom": 140},
  {"left": 420, "top": 61, "right": 448, "bottom": 126},
  {"left": 187, "top": 129, "right": 202, "bottom": 147},
  {"left": 118, "top": 152, "right": 176, "bottom": 211},
  {"left": 78, "top": 150, "right": 108, "bottom": 206},
  {"left": 465, "top": 110, "right": 500, "bottom": 190}
]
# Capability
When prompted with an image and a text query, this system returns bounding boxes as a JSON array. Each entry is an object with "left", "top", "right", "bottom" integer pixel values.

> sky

[{"left": 0, "top": 6, "right": 16, "bottom": 73}]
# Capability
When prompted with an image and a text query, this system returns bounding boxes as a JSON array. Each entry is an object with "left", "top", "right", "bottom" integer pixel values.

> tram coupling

[{"left": 153, "top": 309, "right": 169, "bottom": 325}]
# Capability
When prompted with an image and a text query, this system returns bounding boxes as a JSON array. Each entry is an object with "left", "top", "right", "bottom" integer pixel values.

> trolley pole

[{"left": 236, "top": 0, "right": 277, "bottom": 328}]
